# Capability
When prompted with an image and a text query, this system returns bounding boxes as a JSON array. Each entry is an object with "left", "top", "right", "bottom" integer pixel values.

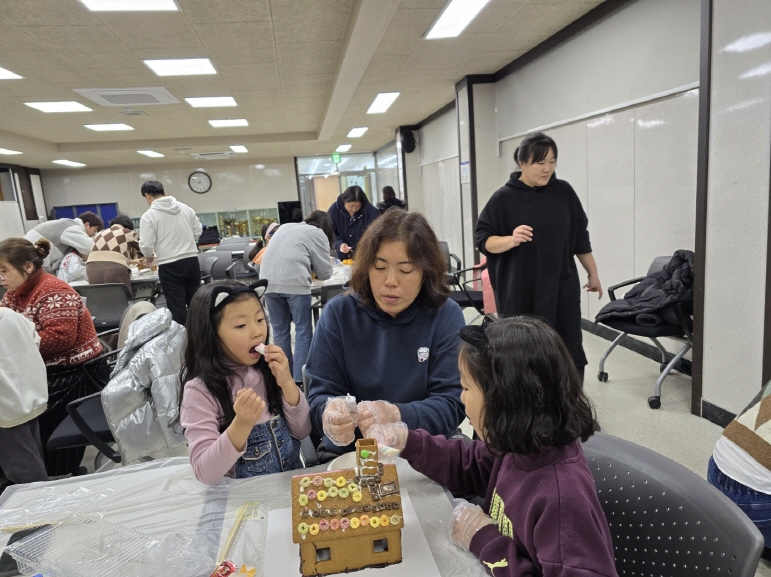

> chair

[
  {"left": 437, "top": 241, "right": 485, "bottom": 322},
  {"left": 226, "top": 249, "right": 260, "bottom": 280},
  {"left": 209, "top": 252, "right": 238, "bottom": 280},
  {"left": 312, "top": 284, "right": 346, "bottom": 326},
  {"left": 198, "top": 254, "right": 217, "bottom": 284},
  {"left": 596, "top": 256, "right": 693, "bottom": 409},
  {"left": 583, "top": 433, "right": 763, "bottom": 577},
  {"left": 0, "top": 286, "right": 6, "bottom": 300},
  {"left": 74, "top": 283, "right": 138, "bottom": 331}
]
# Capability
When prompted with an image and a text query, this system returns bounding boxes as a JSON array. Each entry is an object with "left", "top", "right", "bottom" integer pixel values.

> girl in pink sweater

[{"left": 179, "top": 280, "right": 311, "bottom": 485}]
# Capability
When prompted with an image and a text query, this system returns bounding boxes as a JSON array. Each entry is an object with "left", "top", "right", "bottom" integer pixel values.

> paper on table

[{"left": 263, "top": 490, "right": 440, "bottom": 577}]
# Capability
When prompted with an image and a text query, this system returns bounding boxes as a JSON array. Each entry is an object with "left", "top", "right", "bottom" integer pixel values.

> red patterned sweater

[{"left": 0, "top": 269, "right": 102, "bottom": 366}]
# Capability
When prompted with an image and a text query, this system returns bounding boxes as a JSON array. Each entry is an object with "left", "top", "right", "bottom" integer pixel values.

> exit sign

[{"left": 331, "top": 153, "right": 341, "bottom": 163}]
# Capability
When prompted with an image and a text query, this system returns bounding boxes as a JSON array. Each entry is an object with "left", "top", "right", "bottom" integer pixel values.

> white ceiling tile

[
  {"left": 454, "top": 50, "right": 524, "bottom": 73},
  {"left": 1, "top": 0, "right": 101, "bottom": 26},
  {"left": 195, "top": 21, "right": 277, "bottom": 66},
  {"left": 359, "top": 54, "right": 409, "bottom": 86},
  {"left": 99, "top": 13, "right": 203, "bottom": 50},
  {"left": 400, "top": 34, "right": 493, "bottom": 71},
  {"left": 375, "top": 9, "right": 441, "bottom": 56},
  {"left": 271, "top": 0, "right": 353, "bottom": 44},
  {"left": 219, "top": 64, "right": 281, "bottom": 92},
  {"left": 281, "top": 74, "right": 332, "bottom": 98},
  {"left": 462, "top": 0, "right": 530, "bottom": 35},
  {"left": 18, "top": 25, "right": 139, "bottom": 69},
  {"left": 276, "top": 42, "right": 341, "bottom": 76},
  {"left": 176, "top": 0, "right": 272, "bottom": 24}
]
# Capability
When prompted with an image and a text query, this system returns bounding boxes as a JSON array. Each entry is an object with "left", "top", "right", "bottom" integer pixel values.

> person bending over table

[{"left": 305, "top": 208, "right": 466, "bottom": 456}]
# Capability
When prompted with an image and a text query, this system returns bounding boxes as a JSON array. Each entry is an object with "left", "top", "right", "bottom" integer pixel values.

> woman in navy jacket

[{"left": 327, "top": 186, "right": 380, "bottom": 260}]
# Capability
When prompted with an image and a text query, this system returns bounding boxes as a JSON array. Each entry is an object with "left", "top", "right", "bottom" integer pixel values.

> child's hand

[
  {"left": 322, "top": 397, "right": 356, "bottom": 446},
  {"left": 364, "top": 422, "right": 408, "bottom": 457},
  {"left": 450, "top": 500, "right": 496, "bottom": 551},
  {"left": 357, "top": 400, "right": 400, "bottom": 432},
  {"left": 233, "top": 388, "right": 266, "bottom": 428},
  {"left": 263, "top": 344, "right": 293, "bottom": 388}
]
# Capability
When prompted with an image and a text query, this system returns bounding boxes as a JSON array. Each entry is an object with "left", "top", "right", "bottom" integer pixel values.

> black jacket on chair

[{"left": 596, "top": 250, "right": 695, "bottom": 327}]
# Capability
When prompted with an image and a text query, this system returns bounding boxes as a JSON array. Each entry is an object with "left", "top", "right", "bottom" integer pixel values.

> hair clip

[
  {"left": 459, "top": 315, "right": 496, "bottom": 349},
  {"left": 211, "top": 280, "right": 268, "bottom": 313}
]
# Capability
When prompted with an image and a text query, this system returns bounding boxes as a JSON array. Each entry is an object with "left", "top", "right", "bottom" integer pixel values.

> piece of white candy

[{"left": 255, "top": 343, "right": 266, "bottom": 354}]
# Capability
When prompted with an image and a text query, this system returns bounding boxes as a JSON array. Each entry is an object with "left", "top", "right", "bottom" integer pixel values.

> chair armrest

[
  {"left": 67, "top": 393, "right": 121, "bottom": 463},
  {"left": 607, "top": 276, "right": 646, "bottom": 301},
  {"left": 448, "top": 252, "right": 462, "bottom": 273},
  {"left": 225, "top": 261, "right": 237, "bottom": 280},
  {"left": 82, "top": 348, "right": 122, "bottom": 392},
  {"left": 672, "top": 302, "right": 693, "bottom": 341}
]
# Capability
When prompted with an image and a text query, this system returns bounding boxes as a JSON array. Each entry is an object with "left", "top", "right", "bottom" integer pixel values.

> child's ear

[{"left": 250, "top": 279, "right": 268, "bottom": 299}]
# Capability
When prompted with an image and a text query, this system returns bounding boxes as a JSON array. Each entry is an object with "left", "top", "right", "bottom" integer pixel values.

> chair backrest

[
  {"left": 215, "top": 241, "right": 249, "bottom": 252},
  {"left": 438, "top": 241, "right": 453, "bottom": 273},
  {"left": 210, "top": 253, "right": 235, "bottom": 280},
  {"left": 74, "top": 284, "right": 132, "bottom": 330},
  {"left": 582, "top": 433, "right": 763, "bottom": 577},
  {"left": 647, "top": 255, "right": 672, "bottom": 277},
  {"left": 320, "top": 284, "right": 345, "bottom": 305},
  {"left": 243, "top": 248, "right": 254, "bottom": 269},
  {"left": 117, "top": 301, "right": 157, "bottom": 349},
  {"left": 201, "top": 256, "right": 218, "bottom": 277}
]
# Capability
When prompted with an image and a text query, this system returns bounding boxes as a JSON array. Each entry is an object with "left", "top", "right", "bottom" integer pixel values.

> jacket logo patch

[{"left": 417, "top": 347, "right": 429, "bottom": 363}]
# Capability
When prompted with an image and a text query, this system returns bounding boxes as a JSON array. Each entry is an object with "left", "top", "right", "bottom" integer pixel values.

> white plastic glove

[
  {"left": 357, "top": 400, "right": 401, "bottom": 432},
  {"left": 450, "top": 500, "right": 496, "bottom": 551},
  {"left": 322, "top": 396, "right": 357, "bottom": 446},
  {"left": 364, "top": 422, "right": 409, "bottom": 460}
]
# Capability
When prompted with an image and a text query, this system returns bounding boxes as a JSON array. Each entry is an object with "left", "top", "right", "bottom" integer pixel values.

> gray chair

[
  {"left": 75, "top": 283, "right": 137, "bottom": 331},
  {"left": 597, "top": 256, "right": 693, "bottom": 409},
  {"left": 583, "top": 433, "right": 763, "bottom": 577},
  {"left": 439, "top": 240, "right": 484, "bottom": 322},
  {"left": 0, "top": 286, "right": 6, "bottom": 300},
  {"left": 312, "top": 283, "right": 346, "bottom": 326},
  {"left": 209, "top": 252, "right": 237, "bottom": 280},
  {"left": 200, "top": 255, "right": 217, "bottom": 284}
]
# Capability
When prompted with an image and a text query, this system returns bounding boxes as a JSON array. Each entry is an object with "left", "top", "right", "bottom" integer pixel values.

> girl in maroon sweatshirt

[{"left": 368, "top": 316, "right": 618, "bottom": 577}]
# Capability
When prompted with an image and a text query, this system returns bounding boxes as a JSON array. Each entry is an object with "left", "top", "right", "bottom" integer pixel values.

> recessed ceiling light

[
  {"left": 84, "top": 123, "right": 133, "bottom": 131},
  {"left": 25, "top": 101, "right": 92, "bottom": 113},
  {"left": 186, "top": 96, "right": 237, "bottom": 108},
  {"left": 144, "top": 58, "right": 216, "bottom": 77},
  {"left": 0, "top": 67, "right": 22, "bottom": 80},
  {"left": 209, "top": 118, "right": 248, "bottom": 128},
  {"left": 78, "top": 0, "right": 178, "bottom": 10},
  {"left": 230, "top": 145, "right": 248, "bottom": 153},
  {"left": 336, "top": 144, "right": 352, "bottom": 152},
  {"left": 254, "top": 164, "right": 265, "bottom": 169},
  {"left": 137, "top": 150, "right": 164, "bottom": 158},
  {"left": 0, "top": 148, "right": 22, "bottom": 155},
  {"left": 426, "top": 0, "right": 492, "bottom": 39},
  {"left": 367, "top": 92, "right": 400, "bottom": 114},
  {"left": 53, "top": 160, "right": 86, "bottom": 167},
  {"left": 347, "top": 127, "right": 368, "bottom": 138}
]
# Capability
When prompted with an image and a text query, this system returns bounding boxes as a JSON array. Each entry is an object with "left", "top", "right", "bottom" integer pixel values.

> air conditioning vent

[
  {"left": 122, "top": 109, "right": 148, "bottom": 116},
  {"left": 73, "top": 87, "right": 179, "bottom": 107},
  {"left": 190, "top": 151, "right": 236, "bottom": 160}
]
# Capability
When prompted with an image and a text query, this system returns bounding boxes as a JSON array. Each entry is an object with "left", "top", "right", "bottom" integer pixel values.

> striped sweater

[{"left": 0, "top": 269, "right": 102, "bottom": 366}]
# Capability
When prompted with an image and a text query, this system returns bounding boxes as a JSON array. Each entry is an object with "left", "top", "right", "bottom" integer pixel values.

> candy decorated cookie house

[{"left": 291, "top": 439, "right": 404, "bottom": 576}]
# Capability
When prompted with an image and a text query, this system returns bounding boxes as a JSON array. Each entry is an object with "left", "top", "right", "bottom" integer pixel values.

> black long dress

[{"left": 474, "top": 171, "right": 592, "bottom": 369}]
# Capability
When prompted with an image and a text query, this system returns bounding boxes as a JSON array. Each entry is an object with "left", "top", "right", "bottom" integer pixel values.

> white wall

[
  {"left": 404, "top": 147, "right": 424, "bottom": 215},
  {"left": 702, "top": 0, "right": 771, "bottom": 415},
  {"left": 41, "top": 160, "right": 299, "bottom": 220},
  {"left": 375, "top": 142, "right": 400, "bottom": 201},
  {"left": 0, "top": 203, "right": 25, "bottom": 240},
  {"left": 496, "top": 0, "right": 700, "bottom": 140},
  {"left": 419, "top": 109, "right": 458, "bottom": 166}
]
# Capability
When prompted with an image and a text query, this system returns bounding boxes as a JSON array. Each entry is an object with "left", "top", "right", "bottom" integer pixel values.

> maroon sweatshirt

[{"left": 401, "top": 430, "right": 618, "bottom": 577}]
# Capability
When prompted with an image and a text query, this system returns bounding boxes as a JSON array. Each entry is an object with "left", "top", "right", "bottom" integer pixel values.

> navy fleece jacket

[
  {"left": 306, "top": 292, "right": 467, "bottom": 454},
  {"left": 328, "top": 198, "right": 380, "bottom": 260}
]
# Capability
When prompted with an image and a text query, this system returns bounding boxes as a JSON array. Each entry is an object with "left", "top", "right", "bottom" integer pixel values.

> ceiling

[{"left": 0, "top": 0, "right": 604, "bottom": 170}]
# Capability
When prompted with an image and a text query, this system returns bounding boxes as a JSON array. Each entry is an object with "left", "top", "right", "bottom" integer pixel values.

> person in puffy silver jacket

[{"left": 102, "top": 307, "right": 188, "bottom": 464}]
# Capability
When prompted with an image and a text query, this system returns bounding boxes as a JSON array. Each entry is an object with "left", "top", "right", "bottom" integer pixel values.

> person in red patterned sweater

[{"left": 0, "top": 237, "right": 108, "bottom": 476}]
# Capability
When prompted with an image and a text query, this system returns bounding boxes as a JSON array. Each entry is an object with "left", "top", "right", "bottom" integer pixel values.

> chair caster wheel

[
  {"left": 597, "top": 372, "right": 608, "bottom": 382},
  {"left": 660, "top": 363, "right": 668, "bottom": 373},
  {"left": 648, "top": 396, "right": 661, "bottom": 409}
]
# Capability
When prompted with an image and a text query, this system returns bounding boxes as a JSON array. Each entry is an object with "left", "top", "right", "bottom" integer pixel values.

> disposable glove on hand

[
  {"left": 357, "top": 400, "right": 400, "bottom": 432},
  {"left": 322, "top": 396, "right": 357, "bottom": 446},
  {"left": 364, "top": 422, "right": 409, "bottom": 459},
  {"left": 450, "top": 500, "right": 496, "bottom": 551}
]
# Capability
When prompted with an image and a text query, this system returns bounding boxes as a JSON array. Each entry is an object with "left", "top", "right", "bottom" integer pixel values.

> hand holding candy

[
  {"left": 450, "top": 500, "right": 496, "bottom": 551},
  {"left": 322, "top": 396, "right": 357, "bottom": 446},
  {"left": 357, "top": 400, "right": 400, "bottom": 432},
  {"left": 364, "top": 422, "right": 408, "bottom": 459}
]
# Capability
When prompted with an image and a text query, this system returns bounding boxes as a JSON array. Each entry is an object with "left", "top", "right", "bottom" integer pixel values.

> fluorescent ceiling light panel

[
  {"left": 144, "top": 58, "right": 216, "bottom": 77},
  {"left": 0, "top": 67, "right": 22, "bottom": 80},
  {"left": 79, "top": 0, "right": 178, "bottom": 10},
  {"left": 53, "top": 160, "right": 86, "bottom": 167},
  {"left": 366, "top": 92, "right": 399, "bottom": 114},
  {"left": 426, "top": 0, "right": 492, "bottom": 39},
  {"left": 0, "top": 148, "right": 22, "bottom": 155},
  {"left": 209, "top": 118, "right": 248, "bottom": 128},
  {"left": 84, "top": 123, "right": 133, "bottom": 131},
  {"left": 25, "top": 101, "right": 92, "bottom": 113},
  {"left": 347, "top": 127, "right": 368, "bottom": 138},
  {"left": 137, "top": 150, "right": 164, "bottom": 158},
  {"left": 230, "top": 145, "right": 248, "bottom": 153},
  {"left": 186, "top": 96, "right": 237, "bottom": 108},
  {"left": 336, "top": 144, "right": 352, "bottom": 152}
]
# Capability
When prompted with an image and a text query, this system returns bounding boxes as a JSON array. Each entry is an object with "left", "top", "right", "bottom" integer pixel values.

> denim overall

[{"left": 234, "top": 414, "right": 302, "bottom": 478}]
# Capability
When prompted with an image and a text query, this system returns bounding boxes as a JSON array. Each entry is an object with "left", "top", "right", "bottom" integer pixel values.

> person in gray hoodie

[
  {"left": 139, "top": 180, "right": 203, "bottom": 326},
  {"left": 259, "top": 210, "right": 334, "bottom": 381},
  {"left": 24, "top": 211, "right": 103, "bottom": 273}
]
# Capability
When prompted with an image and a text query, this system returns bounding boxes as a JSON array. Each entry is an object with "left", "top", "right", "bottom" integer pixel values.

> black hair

[
  {"left": 304, "top": 210, "right": 334, "bottom": 249},
  {"left": 341, "top": 185, "right": 370, "bottom": 207},
  {"left": 0, "top": 237, "right": 51, "bottom": 275},
  {"left": 248, "top": 241, "right": 263, "bottom": 261},
  {"left": 382, "top": 186, "right": 396, "bottom": 201},
  {"left": 78, "top": 211, "right": 104, "bottom": 231},
  {"left": 141, "top": 180, "right": 165, "bottom": 197},
  {"left": 513, "top": 132, "right": 558, "bottom": 167},
  {"left": 179, "top": 280, "right": 284, "bottom": 432},
  {"left": 109, "top": 214, "right": 135, "bottom": 230},
  {"left": 459, "top": 316, "right": 594, "bottom": 455}
]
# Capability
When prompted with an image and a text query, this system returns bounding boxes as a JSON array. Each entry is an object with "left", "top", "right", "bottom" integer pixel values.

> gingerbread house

[{"left": 291, "top": 439, "right": 404, "bottom": 576}]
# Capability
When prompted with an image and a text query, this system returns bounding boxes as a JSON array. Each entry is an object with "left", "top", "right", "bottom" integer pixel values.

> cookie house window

[
  {"left": 316, "top": 547, "right": 331, "bottom": 562},
  {"left": 373, "top": 539, "right": 388, "bottom": 553}
]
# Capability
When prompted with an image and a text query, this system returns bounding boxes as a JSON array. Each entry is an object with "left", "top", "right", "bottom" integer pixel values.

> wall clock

[{"left": 189, "top": 171, "right": 212, "bottom": 194}]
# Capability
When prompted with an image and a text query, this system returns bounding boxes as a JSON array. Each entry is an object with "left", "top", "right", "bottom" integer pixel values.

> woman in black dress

[{"left": 474, "top": 132, "right": 602, "bottom": 376}]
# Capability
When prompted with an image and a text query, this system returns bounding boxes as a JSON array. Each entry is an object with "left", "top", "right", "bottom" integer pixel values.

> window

[
  {"left": 316, "top": 547, "right": 331, "bottom": 562},
  {"left": 373, "top": 539, "right": 388, "bottom": 553}
]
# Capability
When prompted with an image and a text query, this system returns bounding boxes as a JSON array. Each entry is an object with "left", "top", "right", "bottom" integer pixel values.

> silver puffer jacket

[{"left": 102, "top": 308, "right": 188, "bottom": 464}]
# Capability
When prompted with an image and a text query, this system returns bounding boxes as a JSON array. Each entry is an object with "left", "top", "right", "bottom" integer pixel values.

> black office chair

[
  {"left": 583, "top": 433, "right": 763, "bottom": 577},
  {"left": 198, "top": 254, "right": 217, "bottom": 284},
  {"left": 596, "top": 256, "right": 693, "bottom": 409},
  {"left": 210, "top": 252, "right": 239, "bottom": 280},
  {"left": 312, "top": 283, "right": 346, "bottom": 326},
  {"left": 227, "top": 249, "right": 260, "bottom": 280},
  {"left": 438, "top": 241, "right": 485, "bottom": 322},
  {"left": 75, "top": 284, "right": 138, "bottom": 332}
]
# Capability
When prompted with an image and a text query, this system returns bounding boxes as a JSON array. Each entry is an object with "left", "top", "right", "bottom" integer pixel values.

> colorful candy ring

[{"left": 319, "top": 519, "right": 330, "bottom": 531}]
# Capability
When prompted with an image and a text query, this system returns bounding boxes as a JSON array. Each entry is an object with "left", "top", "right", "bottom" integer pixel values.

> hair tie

[
  {"left": 211, "top": 280, "right": 268, "bottom": 314},
  {"left": 459, "top": 316, "right": 496, "bottom": 349},
  {"left": 266, "top": 222, "right": 279, "bottom": 237}
]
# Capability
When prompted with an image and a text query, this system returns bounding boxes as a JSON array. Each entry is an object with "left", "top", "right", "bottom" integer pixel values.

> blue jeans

[
  {"left": 265, "top": 293, "right": 313, "bottom": 382},
  {"left": 708, "top": 456, "right": 771, "bottom": 547},
  {"left": 234, "top": 415, "right": 302, "bottom": 478}
]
